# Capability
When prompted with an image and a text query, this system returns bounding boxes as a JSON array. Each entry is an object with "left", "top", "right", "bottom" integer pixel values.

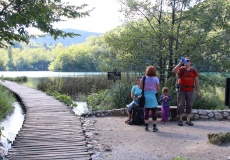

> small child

[{"left": 159, "top": 87, "right": 172, "bottom": 124}]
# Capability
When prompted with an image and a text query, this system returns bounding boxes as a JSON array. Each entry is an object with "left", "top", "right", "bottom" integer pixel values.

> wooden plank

[
  {"left": 14, "top": 136, "right": 86, "bottom": 142},
  {"left": 9, "top": 154, "right": 91, "bottom": 159},
  {"left": 19, "top": 127, "right": 84, "bottom": 132},
  {"left": 18, "top": 129, "right": 83, "bottom": 134},
  {"left": 12, "top": 141, "right": 87, "bottom": 146},
  {"left": 7, "top": 150, "right": 91, "bottom": 156},
  {"left": 10, "top": 145, "right": 88, "bottom": 150},
  {"left": 7, "top": 155, "right": 90, "bottom": 160},
  {"left": 9, "top": 151, "right": 91, "bottom": 156},
  {"left": 16, "top": 132, "right": 84, "bottom": 137},
  {"left": 17, "top": 131, "right": 82, "bottom": 136},
  {"left": 8, "top": 157, "right": 89, "bottom": 160},
  {"left": 10, "top": 149, "right": 89, "bottom": 154}
]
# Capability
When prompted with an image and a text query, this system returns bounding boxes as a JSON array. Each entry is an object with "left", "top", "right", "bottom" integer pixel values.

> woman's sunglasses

[{"left": 186, "top": 60, "right": 191, "bottom": 62}]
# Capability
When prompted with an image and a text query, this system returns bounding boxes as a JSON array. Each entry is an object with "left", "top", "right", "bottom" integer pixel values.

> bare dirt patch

[{"left": 85, "top": 116, "right": 230, "bottom": 160}]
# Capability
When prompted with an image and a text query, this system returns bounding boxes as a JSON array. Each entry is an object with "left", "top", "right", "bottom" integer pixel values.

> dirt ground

[{"left": 85, "top": 116, "right": 230, "bottom": 160}]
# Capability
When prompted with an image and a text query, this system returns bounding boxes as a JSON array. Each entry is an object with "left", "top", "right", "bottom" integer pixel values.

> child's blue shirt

[{"left": 159, "top": 94, "right": 172, "bottom": 108}]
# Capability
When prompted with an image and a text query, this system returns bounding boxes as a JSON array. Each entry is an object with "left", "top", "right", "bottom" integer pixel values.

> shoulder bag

[{"left": 138, "top": 76, "right": 146, "bottom": 108}]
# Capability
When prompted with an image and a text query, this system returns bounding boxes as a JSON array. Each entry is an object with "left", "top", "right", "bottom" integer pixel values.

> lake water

[
  {"left": 0, "top": 71, "right": 105, "bottom": 78},
  {"left": 0, "top": 102, "right": 25, "bottom": 156}
]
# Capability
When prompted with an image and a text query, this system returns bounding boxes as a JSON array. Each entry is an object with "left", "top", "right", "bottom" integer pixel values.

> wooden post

[{"left": 225, "top": 78, "right": 230, "bottom": 108}]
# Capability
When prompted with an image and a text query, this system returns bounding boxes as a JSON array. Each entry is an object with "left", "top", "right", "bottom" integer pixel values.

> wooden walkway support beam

[{"left": 1, "top": 81, "right": 91, "bottom": 160}]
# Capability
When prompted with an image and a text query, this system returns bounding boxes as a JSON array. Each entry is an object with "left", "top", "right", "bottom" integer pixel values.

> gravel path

[{"left": 84, "top": 116, "right": 230, "bottom": 160}]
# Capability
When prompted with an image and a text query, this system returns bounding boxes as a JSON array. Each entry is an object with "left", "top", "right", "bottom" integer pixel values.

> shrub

[
  {"left": 3, "top": 76, "right": 27, "bottom": 82},
  {"left": 109, "top": 81, "right": 133, "bottom": 109},
  {"left": 45, "top": 90, "right": 77, "bottom": 107},
  {"left": 208, "top": 132, "right": 230, "bottom": 145},
  {"left": 86, "top": 89, "right": 113, "bottom": 111},
  {"left": 193, "top": 93, "right": 226, "bottom": 110},
  {"left": 0, "top": 85, "right": 15, "bottom": 120},
  {"left": 86, "top": 80, "right": 133, "bottom": 111}
]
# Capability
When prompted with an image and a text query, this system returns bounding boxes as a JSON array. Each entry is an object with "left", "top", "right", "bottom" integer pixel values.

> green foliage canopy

[
  {"left": 104, "top": 0, "right": 230, "bottom": 86},
  {"left": 0, "top": 0, "right": 92, "bottom": 48}
]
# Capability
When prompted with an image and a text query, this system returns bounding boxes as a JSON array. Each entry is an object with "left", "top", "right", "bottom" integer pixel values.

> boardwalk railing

[{"left": 1, "top": 80, "right": 91, "bottom": 160}]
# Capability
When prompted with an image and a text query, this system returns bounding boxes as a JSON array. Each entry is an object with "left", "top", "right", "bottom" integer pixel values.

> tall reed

[{"left": 37, "top": 75, "right": 115, "bottom": 100}]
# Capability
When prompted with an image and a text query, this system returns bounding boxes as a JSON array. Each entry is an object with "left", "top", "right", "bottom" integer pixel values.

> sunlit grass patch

[{"left": 172, "top": 156, "right": 191, "bottom": 160}]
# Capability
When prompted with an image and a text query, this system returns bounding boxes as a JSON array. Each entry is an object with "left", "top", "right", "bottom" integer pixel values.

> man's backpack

[
  {"left": 176, "top": 67, "right": 195, "bottom": 90},
  {"left": 178, "top": 67, "right": 195, "bottom": 78}
]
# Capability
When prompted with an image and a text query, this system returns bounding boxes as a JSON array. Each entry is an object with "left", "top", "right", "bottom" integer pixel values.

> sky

[
  {"left": 59, "top": 0, "right": 123, "bottom": 33},
  {"left": 28, "top": 0, "right": 123, "bottom": 34}
]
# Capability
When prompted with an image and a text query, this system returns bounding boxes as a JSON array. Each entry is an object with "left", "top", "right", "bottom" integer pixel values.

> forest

[
  {"left": 0, "top": 0, "right": 229, "bottom": 88},
  {"left": 0, "top": 1, "right": 229, "bottom": 81}
]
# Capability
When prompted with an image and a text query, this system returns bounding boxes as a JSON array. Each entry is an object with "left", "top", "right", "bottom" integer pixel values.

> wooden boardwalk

[{"left": 1, "top": 81, "right": 91, "bottom": 160}]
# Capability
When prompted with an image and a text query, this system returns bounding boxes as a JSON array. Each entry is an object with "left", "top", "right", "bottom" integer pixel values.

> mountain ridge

[{"left": 31, "top": 28, "right": 102, "bottom": 46}]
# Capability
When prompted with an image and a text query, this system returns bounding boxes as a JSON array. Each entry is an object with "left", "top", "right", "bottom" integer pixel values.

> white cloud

[
  {"left": 54, "top": 0, "right": 123, "bottom": 33},
  {"left": 27, "top": 0, "right": 123, "bottom": 34}
]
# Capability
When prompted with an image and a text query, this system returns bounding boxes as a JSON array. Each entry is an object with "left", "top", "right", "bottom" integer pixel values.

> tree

[
  {"left": 103, "top": 26, "right": 144, "bottom": 74},
  {"left": 4, "top": 47, "right": 15, "bottom": 70},
  {"left": 48, "top": 43, "right": 97, "bottom": 72},
  {"left": 106, "top": 0, "right": 230, "bottom": 86},
  {"left": 0, "top": 0, "right": 92, "bottom": 48}
]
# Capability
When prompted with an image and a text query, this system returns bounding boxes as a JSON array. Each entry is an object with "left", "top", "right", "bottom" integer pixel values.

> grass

[
  {"left": 172, "top": 156, "right": 190, "bottom": 160},
  {"left": 2, "top": 76, "right": 27, "bottom": 82},
  {"left": 0, "top": 85, "right": 15, "bottom": 121}
]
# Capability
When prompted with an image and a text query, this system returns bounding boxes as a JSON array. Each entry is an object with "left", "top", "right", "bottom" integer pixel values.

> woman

[
  {"left": 140, "top": 66, "right": 160, "bottom": 132},
  {"left": 125, "top": 76, "right": 142, "bottom": 123}
]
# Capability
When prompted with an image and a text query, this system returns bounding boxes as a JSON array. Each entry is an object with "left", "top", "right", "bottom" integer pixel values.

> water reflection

[
  {"left": 0, "top": 71, "right": 105, "bottom": 78},
  {"left": 0, "top": 102, "right": 25, "bottom": 156},
  {"left": 18, "top": 77, "right": 44, "bottom": 89}
]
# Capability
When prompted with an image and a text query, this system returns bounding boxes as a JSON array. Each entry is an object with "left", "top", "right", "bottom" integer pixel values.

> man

[{"left": 172, "top": 56, "right": 200, "bottom": 126}]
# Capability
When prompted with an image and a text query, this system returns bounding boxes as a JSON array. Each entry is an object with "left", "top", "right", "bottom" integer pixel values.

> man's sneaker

[
  {"left": 178, "top": 120, "right": 183, "bottom": 126},
  {"left": 153, "top": 127, "right": 158, "bottom": 132},
  {"left": 186, "top": 121, "right": 193, "bottom": 126}
]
